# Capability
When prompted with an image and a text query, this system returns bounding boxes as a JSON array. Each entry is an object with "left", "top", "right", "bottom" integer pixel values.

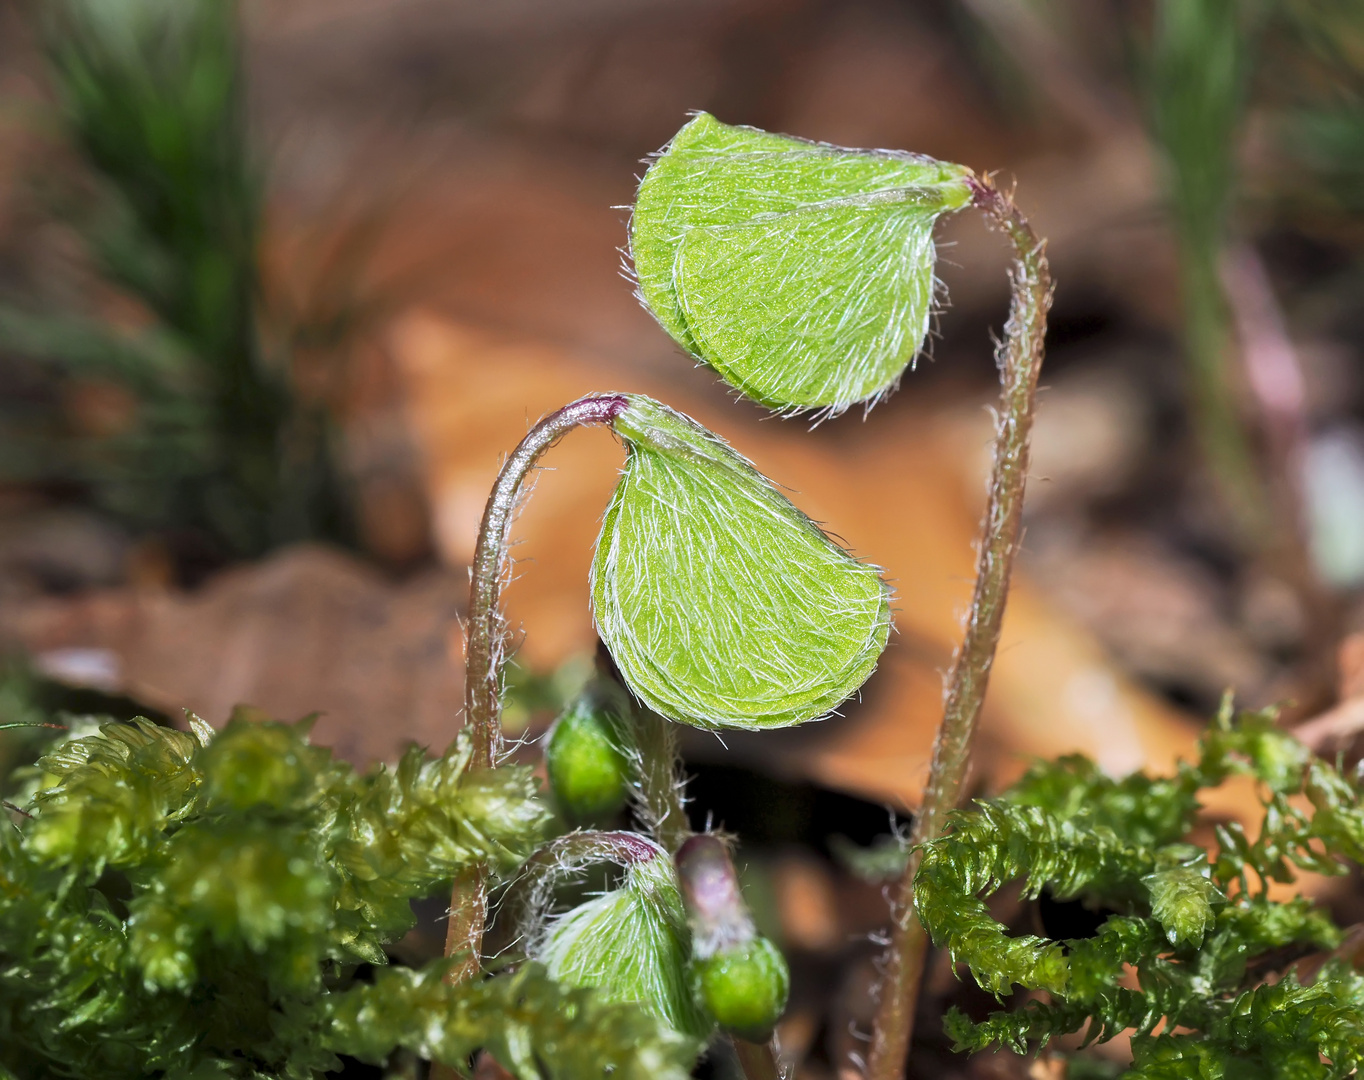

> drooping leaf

[
  {"left": 592, "top": 395, "right": 891, "bottom": 730},
  {"left": 631, "top": 112, "right": 974, "bottom": 413}
]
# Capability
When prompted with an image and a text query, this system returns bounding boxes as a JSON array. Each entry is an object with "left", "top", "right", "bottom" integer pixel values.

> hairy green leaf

[
  {"left": 593, "top": 395, "right": 891, "bottom": 730},
  {"left": 631, "top": 112, "right": 974, "bottom": 413},
  {"left": 539, "top": 854, "right": 711, "bottom": 1039}
]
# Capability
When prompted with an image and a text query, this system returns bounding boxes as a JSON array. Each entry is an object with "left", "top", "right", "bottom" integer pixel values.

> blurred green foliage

[
  {"left": 1, "top": 0, "right": 352, "bottom": 559},
  {"left": 1147, "top": 0, "right": 1269, "bottom": 536},
  {"left": 957, "top": 0, "right": 1364, "bottom": 551},
  {"left": 1276, "top": 0, "right": 1364, "bottom": 217}
]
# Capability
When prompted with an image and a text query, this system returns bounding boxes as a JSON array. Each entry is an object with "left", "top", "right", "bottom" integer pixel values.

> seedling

[{"left": 442, "top": 111, "right": 1049, "bottom": 1080}]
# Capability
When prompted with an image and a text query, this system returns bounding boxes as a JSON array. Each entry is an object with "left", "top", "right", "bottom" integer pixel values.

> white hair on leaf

[
  {"left": 538, "top": 853, "right": 712, "bottom": 1040},
  {"left": 593, "top": 396, "right": 892, "bottom": 731},
  {"left": 630, "top": 111, "right": 974, "bottom": 416}
]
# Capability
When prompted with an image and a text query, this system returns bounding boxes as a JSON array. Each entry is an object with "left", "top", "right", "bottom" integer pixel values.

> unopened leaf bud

[
  {"left": 545, "top": 689, "right": 630, "bottom": 824},
  {"left": 692, "top": 937, "right": 789, "bottom": 1043},
  {"left": 540, "top": 845, "right": 712, "bottom": 1039},
  {"left": 675, "top": 834, "right": 789, "bottom": 1041}
]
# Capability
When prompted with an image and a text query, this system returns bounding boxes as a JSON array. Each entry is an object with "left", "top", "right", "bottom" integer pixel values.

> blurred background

[{"left": 0, "top": 0, "right": 1362, "bottom": 1076}]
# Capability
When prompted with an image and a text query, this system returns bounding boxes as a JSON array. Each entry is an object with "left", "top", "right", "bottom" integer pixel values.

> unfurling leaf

[
  {"left": 540, "top": 854, "right": 712, "bottom": 1040},
  {"left": 631, "top": 112, "right": 974, "bottom": 414},
  {"left": 593, "top": 395, "right": 891, "bottom": 730}
]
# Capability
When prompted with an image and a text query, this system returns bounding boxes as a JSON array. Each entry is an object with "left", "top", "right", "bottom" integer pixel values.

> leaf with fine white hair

[
  {"left": 631, "top": 112, "right": 974, "bottom": 415},
  {"left": 593, "top": 395, "right": 891, "bottom": 731}
]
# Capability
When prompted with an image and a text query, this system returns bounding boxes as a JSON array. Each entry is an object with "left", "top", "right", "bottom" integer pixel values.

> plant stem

[
  {"left": 733, "top": 1038, "right": 785, "bottom": 1080},
  {"left": 631, "top": 706, "right": 693, "bottom": 853},
  {"left": 863, "top": 175, "right": 1050, "bottom": 1080},
  {"left": 595, "top": 643, "right": 694, "bottom": 854},
  {"left": 441, "top": 394, "right": 629, "bottom": 985}
]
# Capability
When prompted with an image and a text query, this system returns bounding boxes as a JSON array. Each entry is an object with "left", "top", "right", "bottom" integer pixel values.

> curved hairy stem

[
  {"left": 442, "top": 394, "right": 629, "bottom": 985},
  {"left": 502, "top": 830, "right": 667, "bottom": 945},
  {"left": 864, "top": 175, "right": 1051, "bottom": 1080}
]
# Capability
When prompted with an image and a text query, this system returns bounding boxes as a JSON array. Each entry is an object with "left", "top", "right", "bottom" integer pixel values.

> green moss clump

[
  {"left": 914, "top": 702, "right": 1364, "bottom": 1077},
  {"left": 0, "top": 713, "right": 696, "bottom": 1079}
]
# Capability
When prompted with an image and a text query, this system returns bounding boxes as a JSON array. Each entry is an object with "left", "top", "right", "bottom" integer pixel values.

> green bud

[
  {"left": 692, "top": 937, "right": 789, "bottom": 1043},
  {"left": 673, "top": 835, "right": 790, "bottom": 1042},
  {"left": 546, "top": 694, "right": 630, "bottom": 824},
  {"left": 631, "top": 112, "right": 974, "bottom": 414},
  {"left": 594, "top": 395, "right": 891, "bottom": 730}
]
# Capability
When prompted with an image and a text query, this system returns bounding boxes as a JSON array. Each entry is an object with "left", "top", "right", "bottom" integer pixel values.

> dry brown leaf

[
  {"left": 2, "top": 544, "right": 464, "bottom": 766},
  {"left": 1295, "top": 632, "right": 1364, "bottom": 754}
]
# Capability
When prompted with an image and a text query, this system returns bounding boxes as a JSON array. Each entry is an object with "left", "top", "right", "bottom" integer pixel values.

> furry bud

[
  {"left": 692, "top": 938, "right": 789, "bottom": 1043},
  {"left": 540, "top": 849, "right": 712, "bottom": 1039},
  {"left": 675, "top": 835, "right": 789, "bottom": 1042}
]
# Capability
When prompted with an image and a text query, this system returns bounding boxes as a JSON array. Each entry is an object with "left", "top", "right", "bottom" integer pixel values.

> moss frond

[
  {"left": 325, "top": 960, "right": 700, "bottom": 1080},
  {"left": 918, "top": 705, "right": 1364, "bottom": 1075},
  {"left": 0, "top": 714, "right": 555, "bottom": 1078}
]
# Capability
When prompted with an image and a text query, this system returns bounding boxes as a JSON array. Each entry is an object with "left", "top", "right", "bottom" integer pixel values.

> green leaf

[
  {"left": 593, "top": 395, "right": 891, "bottom": 730},
  {"left": 540, "top": 854, "right": 712, "bottom": 1040},
  {"left": 631, "top": 112, "right": 974, "bottom": 413}
]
